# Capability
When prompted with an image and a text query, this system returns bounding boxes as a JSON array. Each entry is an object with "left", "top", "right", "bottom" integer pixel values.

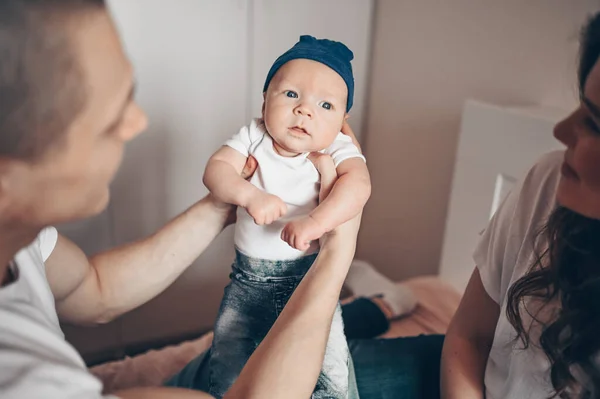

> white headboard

[{"left": 438, "top": 99, "right": 567, "bottom": 293}]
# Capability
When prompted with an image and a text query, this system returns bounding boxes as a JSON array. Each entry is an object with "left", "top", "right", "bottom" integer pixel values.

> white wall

[{"left": 357, "top": 0, "right": 600, "bottom": 281}]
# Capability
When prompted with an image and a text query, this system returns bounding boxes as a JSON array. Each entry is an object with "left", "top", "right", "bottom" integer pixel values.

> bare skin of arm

[
  {"left": 441, "top": 268, "right": 500, "bottom": 399},
  {"left": 47, "top": 160, "right": 259, "bottom": 326}
]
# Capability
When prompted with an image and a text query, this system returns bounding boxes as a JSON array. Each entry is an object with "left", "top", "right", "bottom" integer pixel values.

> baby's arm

[
  {"left": 282, "top": 158, "right": 371, "bottom": 250},
  {"left": 204, "top": 147, "right": 287, "bottom": 225}
]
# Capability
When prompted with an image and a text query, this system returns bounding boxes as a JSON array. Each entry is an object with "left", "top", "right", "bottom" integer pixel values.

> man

[{"left": 0, "top": 1, "right": 361, "bottom": 398}]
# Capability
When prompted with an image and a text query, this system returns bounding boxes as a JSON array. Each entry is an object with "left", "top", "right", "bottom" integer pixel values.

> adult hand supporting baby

[
  {"left": 220, "top": 155, "right": 260, "bottom": 227},
  {"left": 341, "top": 119, "right": 361, "bottom": 153}
]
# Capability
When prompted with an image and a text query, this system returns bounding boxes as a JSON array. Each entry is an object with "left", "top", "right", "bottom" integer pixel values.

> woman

[{"left": 440, "top": 12, "right": 600, "bottom": 399}]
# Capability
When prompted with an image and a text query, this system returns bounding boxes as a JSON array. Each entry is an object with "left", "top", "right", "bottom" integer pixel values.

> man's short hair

[{"left": 0, "top": 0, "right": 106, "bottom": 159}]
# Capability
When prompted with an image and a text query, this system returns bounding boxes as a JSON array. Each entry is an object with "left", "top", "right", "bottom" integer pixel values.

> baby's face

[{"left": 263, "top": 59, "right": 348, "bottom": 156}]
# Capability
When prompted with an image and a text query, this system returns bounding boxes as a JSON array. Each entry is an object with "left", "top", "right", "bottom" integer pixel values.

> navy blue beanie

[{"left": 263, "top": 35, "right": 355, "bottom": 112}]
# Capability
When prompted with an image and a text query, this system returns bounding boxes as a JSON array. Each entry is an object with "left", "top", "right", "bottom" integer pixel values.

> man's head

[
  {"left": 261, "top": 36, "right": 354, "bottom": 156},
  {"left": 0, "top": 0, "right": 147, "bottom": 228}
]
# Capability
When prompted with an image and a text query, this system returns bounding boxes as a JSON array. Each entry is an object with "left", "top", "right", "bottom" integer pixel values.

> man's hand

[
  {"left": 220, "top": 155, "right": 259, "bottom": 227},
  {"left": 341, "top": 119, "right": 361, "bottom": 153},
  {"left": 308, "top": 152, "right": 338, "bottom": 203}
]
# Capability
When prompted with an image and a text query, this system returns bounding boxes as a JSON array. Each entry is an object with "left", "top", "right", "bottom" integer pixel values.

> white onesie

[{"left": 225, "top": 118, "right": 365, "bottom": 260}]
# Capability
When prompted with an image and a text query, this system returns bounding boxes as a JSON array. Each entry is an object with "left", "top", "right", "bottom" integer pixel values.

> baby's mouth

[{"left": 290, "top": 126, "right": 309, "bottom": 135}]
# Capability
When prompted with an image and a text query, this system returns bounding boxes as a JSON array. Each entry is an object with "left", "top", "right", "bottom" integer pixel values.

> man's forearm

[
  {"left": 226, "top": 219, "right": 359, "bottom": 399},
  {"left": 87, "top": 195, "right": 229, "bottom": 323}
]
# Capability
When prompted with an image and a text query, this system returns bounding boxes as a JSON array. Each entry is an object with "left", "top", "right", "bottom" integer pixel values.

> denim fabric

[
  {"left": 166, "top": 347, "right": 360, "bottom": 399},
  {"left": 207, "top": 250, "right": 351, "bottom": 399},
  {"left": 166, "top": 291, "right": 444, "bottom": 399},
  {"left": 349, "top": 334, "right": 444, "bottom": 399},
  {"left": 167, "top": 334, "right": 444, "bottom": 399},
  {"left": 342, "top": 297, "right": 390, "bottom": 339}
]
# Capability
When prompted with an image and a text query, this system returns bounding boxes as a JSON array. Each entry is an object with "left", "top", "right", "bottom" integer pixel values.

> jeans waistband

[{"left": 234, "top": 249, "right": 318, "bottom": 278}]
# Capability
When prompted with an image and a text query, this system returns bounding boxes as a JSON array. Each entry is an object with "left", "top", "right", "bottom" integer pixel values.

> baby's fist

[
  {"left": 281, "top": 216, "right": 326, "bottom": 251},
  {"left": 246, "top": 192, "right": 287, "bottom": 225}
]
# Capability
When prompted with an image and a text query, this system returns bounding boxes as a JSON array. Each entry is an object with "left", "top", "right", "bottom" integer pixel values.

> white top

[
  {"left": 0, "top": 227, "right": 114, "bottom": 398},
  {"left": 225, "top": 118, "right": 365, "bottom": 260},
  {"left": 475, "top": 150, "right": 564, "bottom": 399}
]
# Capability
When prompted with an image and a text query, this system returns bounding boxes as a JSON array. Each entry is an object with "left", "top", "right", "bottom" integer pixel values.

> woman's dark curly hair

[{"left": 506, "top": 13, "right": 600, "bottom": 398}]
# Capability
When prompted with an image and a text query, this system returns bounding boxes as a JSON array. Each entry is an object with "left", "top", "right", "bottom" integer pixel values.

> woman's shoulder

[{"left": 474, "top": 150, "right": 563, "bottom": 303}]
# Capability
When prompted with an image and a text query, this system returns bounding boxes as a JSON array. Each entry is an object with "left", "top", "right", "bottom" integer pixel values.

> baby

[{"left": 203, "top": 35, "right": 371, "bottom": 399}]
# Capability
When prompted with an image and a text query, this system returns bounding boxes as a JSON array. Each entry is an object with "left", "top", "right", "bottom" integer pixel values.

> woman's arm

[{"left": 441, "top": 268, "right": 500, "bottom": 399}]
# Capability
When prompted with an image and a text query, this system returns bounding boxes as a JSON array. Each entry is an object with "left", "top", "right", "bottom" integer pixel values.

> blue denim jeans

[
  {"left": 167, "top": 334, "right": 444, "bottom": 399},
  {"left": 206, "top": 250, "right": 351, "bottom": 399}
]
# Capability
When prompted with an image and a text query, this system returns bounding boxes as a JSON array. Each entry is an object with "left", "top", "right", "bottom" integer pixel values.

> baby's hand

[
  {"left": 246, "top": 191, "right": 287, "bottom": 225},
  {"left": 281, "top": 216, "right": 327, "bottom": 251}
]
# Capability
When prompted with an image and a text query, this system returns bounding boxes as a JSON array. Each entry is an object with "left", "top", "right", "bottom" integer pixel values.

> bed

[{"left": 90, "top": 276, "right": 461, "bottom": 393}]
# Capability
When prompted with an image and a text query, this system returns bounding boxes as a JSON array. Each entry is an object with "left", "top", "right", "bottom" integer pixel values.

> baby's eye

[
  {"left": 285, "top": 90, "right": 298, "bottom": 98},
  {"left": 319, "top": 101, "right": 332, "bottom": 110}
]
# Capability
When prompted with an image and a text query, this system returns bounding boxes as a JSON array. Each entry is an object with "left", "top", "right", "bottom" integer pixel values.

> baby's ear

[
  {"left": 344, "top": 113, "right": 350, "bottom": 120},
  {"left": 261, "top": 92, "right": 267, "bottom": 118}
]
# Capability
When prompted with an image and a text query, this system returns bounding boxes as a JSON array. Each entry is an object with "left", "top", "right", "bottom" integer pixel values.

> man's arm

[
  {"left": 47, "top": 155, "right": 260, "bottom": 325},
  {"left": 46, "top": 194, "right": 233, "bottom": 325}
]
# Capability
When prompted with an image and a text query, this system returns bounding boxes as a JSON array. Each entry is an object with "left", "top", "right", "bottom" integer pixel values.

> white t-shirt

[
  {"left": 225, "top": 118, "right": 365, "bottom": 260},
  {"left": 475, "top": 150, "right": 565, "bottom": 399},
  {"left": 0, "top": 227, "right": 114, "bottom": 398}
]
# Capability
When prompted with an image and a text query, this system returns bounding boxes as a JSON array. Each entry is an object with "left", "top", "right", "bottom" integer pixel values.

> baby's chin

[{"left": 272, "top": 140, "right": 323, "bottom": 157}]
